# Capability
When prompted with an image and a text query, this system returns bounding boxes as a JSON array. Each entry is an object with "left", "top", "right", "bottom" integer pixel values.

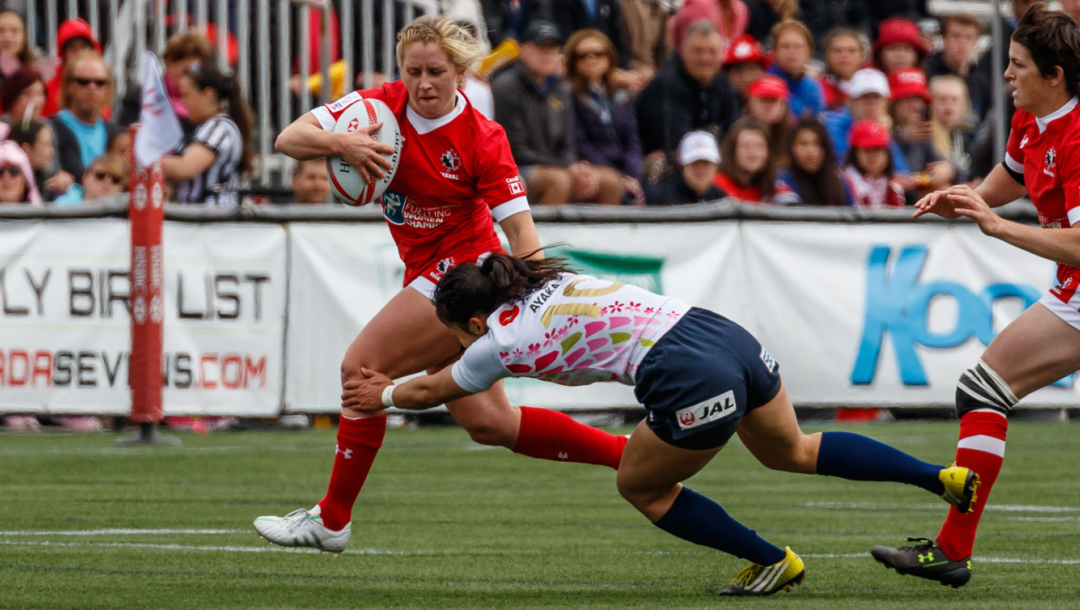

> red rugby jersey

[
  {"left": 1003, "top": 97, "right": 1080, "bottom": 288},
  {"left": 312, "top": 81, "right": 529, "bottom": 286}
]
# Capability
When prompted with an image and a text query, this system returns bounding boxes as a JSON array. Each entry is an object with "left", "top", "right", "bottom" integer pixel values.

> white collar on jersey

[
  {"left": 1035, "top": 96, "right": 1079, "bottom": 133},
  {"left": 406, "top": 91, "right": 468, "bottom": 135}
]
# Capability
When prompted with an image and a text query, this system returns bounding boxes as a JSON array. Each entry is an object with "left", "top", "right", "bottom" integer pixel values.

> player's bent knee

[
  {"left": 460, "top": 419, "right": 515, "bottom": 447},
  {"left": 956, "top": 359, "right": 1018, "bottom": 418}
]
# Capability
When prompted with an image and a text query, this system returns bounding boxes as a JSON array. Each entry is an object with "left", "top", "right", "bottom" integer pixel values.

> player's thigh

[
  {"left": 735, "top": 382, "right": 820, "bottom": 474},
  {"left": 341, "top": 286, "right": 462, "bottom": 382},
  {"left": 617, "top": 420, "right": 722, "bottom": 497},
  {"left": 443, "top": 379, "right": 520, "bottom": 446},
  {"left": 980, "top": 302, "right": 1080, "bottom": 398},
  {"left": 525, "top": 166, "right": 571, "bottom": 190}
]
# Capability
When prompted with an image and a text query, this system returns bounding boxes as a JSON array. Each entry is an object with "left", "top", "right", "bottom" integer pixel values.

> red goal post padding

[{"left": 127, "top": 124, "right": 166, "bottom": 423}]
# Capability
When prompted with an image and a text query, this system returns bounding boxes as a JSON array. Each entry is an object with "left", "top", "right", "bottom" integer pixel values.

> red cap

[
  {"left": 888, "top": 68, "right": 931, "bottom": 102},
  {"left": 872, "top": 18, "right": 928, "bottom": 59},
  {"left": 746, "top": 75, "right": 790, "bottom": 100},
  {"left": 724, "top": 35, "right": 768, "bottom": 67},
  {"left": 849, "top": 119, "right": 891, "bottom": 149}
]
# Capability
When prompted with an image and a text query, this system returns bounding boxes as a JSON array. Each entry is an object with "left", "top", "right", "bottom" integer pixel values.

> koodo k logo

[{"left": 851, "top": 245, "right": 1041, "bottom": 386}]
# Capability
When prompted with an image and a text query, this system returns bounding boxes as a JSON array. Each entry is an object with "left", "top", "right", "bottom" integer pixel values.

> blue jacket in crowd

[
  {"left": 572, "top": 86, "right": 643, "bottom": 180},
  {"left": 821, "top": 107, "right": 910, "bottom": 173},
  {"left": 768, "top": 65, "right": 826, "bottom": 118}
]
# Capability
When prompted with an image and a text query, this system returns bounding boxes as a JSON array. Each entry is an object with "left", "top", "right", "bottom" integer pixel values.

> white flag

[{"left": 134, "top": 51, "right": 184, "bottom": 167}]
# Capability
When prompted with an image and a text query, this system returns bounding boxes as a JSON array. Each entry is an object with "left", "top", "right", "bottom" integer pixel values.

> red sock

[
  {"left": 317, "top": 414, "right": 386, "bottom": 530},
  {"left": 937, "top": 411, "right": 1008, "bottom": 560},
  {"left": 512, "top": 406, "right": 627, "bottom": 469}
]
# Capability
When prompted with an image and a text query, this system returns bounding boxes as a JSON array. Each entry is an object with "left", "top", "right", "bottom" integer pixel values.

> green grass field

[{"left": 1, "top": 420, "right": 1077, "bottom": 610}]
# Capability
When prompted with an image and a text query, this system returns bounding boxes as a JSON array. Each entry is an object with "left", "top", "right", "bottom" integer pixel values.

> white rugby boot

[{"left": 253, "top": 506, "right": 350, "bottom": 554}]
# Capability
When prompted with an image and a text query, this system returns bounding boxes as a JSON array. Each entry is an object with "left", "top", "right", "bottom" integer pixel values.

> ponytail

[
  {"left": 433, "top": 249, "right": 577, "bottom": 328},
  {"left": 184, "top": 61, "right": 256, "bottom": 176}
]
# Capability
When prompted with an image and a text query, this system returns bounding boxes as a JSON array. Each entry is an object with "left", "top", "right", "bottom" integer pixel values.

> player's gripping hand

[
  {"left": 339, "top": 122, "right": 395, "bottom": 184},
  {"left": 912, "top": 188, "right": 962, "bottom": 219},
  {"left": 340, "top": 368, "right": 392, "bottom": 414}
]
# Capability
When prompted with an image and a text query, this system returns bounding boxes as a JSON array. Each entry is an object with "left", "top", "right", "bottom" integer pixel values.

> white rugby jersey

[{"left": 451, "top": 274, "right": 691, "bottom": 392}]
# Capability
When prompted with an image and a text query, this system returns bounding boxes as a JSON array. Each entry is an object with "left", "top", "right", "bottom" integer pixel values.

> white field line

[
  {"left": 804, "top": 502, "right": 1079, "bottom": 513},
  {"left": 0, "top": 539, "right": 1076, "bottom": 564},
  {"left": 0, "top": 529, "right": 250, "bottom": 536}
]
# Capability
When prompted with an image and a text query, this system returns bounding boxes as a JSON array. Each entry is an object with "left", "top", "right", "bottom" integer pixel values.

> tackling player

[
  {"left": 341, "top": 252, "right": 980, "bottom": 596},
  {"left": 254, "top": 16, "right": 628, "bottom": 553},
  {"left": 872, "top": 3, "right": 1080, "bottom": 588}
]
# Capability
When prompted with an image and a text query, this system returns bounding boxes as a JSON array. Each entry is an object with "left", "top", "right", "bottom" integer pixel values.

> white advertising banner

[
  {"left": 0, "top": 220, "right": 286, "bottom": 415},
  {"left": 286, "top": 220, "right": 1072, "bottom": 411}
]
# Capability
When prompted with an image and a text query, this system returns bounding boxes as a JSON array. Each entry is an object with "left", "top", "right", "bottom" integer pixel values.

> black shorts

[{"left": 634, "top": 308, "right": 782, "bottom": 450}]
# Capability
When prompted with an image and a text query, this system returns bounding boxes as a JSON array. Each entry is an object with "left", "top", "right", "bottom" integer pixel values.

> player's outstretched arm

[
  {"left": 499, "top": 211, "right": 543, "bottom": 259},
  {"left": 341, "top": 367, "right": 474, "bottom": 413},
  {"left": 913, "top": 165, "right": 1027, "bottom": 219},
  {"left": 275, "top": 113, "right": 394, "bottom": 183}
]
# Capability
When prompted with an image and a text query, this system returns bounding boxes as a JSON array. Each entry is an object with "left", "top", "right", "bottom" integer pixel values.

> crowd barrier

[{"left": 0, "top": 199, "right": 1072, "bottom": 415}]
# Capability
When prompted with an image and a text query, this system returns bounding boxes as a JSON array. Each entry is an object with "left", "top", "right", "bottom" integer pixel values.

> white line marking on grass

[
  {"left": 804, "top": 502, "right": 1079, "bottom": 513},
  {"left": 0, "top": 540, "right": 540, "bottom": 556},
  {"left": 1004, "top": 516, "right": 1079, "bottom": 522},
  {"left": 803, "top": 552, "right": 1080, "bottom": 565},
  {"left": 0, "top": 529, "right": 250, "bottom": 536}
]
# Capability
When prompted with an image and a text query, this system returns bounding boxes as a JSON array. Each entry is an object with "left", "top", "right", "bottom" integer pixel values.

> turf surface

[{"left": 1, "top": 420, "right": 1077, "bottom": 609}]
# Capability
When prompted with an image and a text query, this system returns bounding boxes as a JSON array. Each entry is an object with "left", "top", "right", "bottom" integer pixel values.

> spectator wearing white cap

[
  {"left": 821, "top": 68, "right": 909, "bottom": 173},
  {"left": 646, "top": 130, "right": 725, "bottom": 204}
]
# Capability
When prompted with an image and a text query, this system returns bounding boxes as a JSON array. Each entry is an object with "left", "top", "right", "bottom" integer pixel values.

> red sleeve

[
  {"left": 310, "top": 84, "right": 396, "bottom": 130},
  {"left": 474, "top": 123, "right": 529, "bottom": 222},
  {"left": 1004, "top": 110, "right": 1028, "bottom": 183},
  {"left": 1061, "top": 136, "right": 1080, "bottom": 226}
]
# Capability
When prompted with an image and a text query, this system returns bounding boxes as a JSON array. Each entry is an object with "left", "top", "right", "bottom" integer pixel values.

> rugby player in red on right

[{"left": 872, "top": 2, "right": 1080, "bottom": 589}]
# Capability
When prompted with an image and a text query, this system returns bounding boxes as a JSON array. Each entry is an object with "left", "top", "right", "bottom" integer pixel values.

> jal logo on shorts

[
  {"left": 674, "top": 391, "right": 737, "bottom": 431},
  {"left": 382, "top": 189, "right": 406, "bottom": 225},
  {"left": 499, "top": 305, "right": 520, "bottom": 326}
]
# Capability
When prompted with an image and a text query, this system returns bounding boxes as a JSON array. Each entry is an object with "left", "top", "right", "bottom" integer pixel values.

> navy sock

[
  {"left": 653, "top": 487, "right": 785, "bottom": 565},
  {"left": 816, "top": 431, "right": 944, "bottom": 495}
]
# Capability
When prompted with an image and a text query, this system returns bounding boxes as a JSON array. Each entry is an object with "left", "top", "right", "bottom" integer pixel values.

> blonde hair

[
  {"left": 929, "top": 75, "right": 972, "bottom": 157},
  {"left": 58, "top": 50, "right": 113, "bottom": 110},
  {"left": 396, "top": 15, "right": 483, "bottom": 72},
  {"left": 771, "top": 19, "right": 814, "bottom": 51}
]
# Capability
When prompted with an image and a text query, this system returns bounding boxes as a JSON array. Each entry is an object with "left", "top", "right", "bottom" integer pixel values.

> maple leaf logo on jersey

[
  {"left": 1045, "top": 146, "right": 1057, "bottom": 177},
  {"left": 440, "top": 149, "right": 461, "bottom": 171},
  {"left": 436, "top": 257, "right": 455, "bottom": 274}
]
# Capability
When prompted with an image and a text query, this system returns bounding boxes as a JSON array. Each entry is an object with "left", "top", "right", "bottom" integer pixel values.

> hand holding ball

[{"left": 327, "top": 99, "right": 402, "bottom": 205}]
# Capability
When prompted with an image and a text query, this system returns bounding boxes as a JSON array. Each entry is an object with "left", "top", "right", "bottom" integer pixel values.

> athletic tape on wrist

[{"left": 381, "top": 384, "right": 396, "bottom": 408}]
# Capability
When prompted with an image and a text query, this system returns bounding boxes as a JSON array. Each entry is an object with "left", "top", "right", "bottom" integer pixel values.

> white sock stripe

[
  {"left": 971, "top": 364, "right": 1015, "bottom": 407},
  {"left": 957, "top": 382, "right": 1007, "bottom": 411},
  {"left": 977, "top": 358, "right": 1019, "bottom": 404},
  {"left": 958, "top": 434, "right": 1006, "bottom": 457}
]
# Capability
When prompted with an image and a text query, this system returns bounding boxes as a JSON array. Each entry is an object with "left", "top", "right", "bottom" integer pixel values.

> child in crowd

[
  {"left": 713, "top": 116, "right": 794, "bottom": 203},
  {"left": 888, "top": 68, "right": 954, "bottom": 201},
  {"left": 767, "top": 19, "right": 825, "bottom": 117},
  {"left": 743, "top": 75, "right": 791, "bottom": 164},
  {"left": 819, "top": 28, "right": 867, "bottom": 111},
  {"left": 778, "top": 117, "right": 853, "bottom": 206},
  {"left": 842, "top": 119, "right": 905, "bottom": 208},
  {"left": 872, "top": 18, "right": 928, "bottom": 74},
  {"left": 647, "top": 130, "right": 725, "bottom": 205},
  {"left": 722, "top": 34, "right": 768, "bottom": 99}
]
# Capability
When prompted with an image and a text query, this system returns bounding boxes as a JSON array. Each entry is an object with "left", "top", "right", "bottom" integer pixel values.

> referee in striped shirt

[{"left": 163, "top": 62, "right": 254, "bottom": 206}]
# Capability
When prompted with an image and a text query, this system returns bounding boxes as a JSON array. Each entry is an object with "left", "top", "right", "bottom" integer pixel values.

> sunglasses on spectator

[
  {"left": 0, "top": 165, "right": 21, "bottom": 178},
  {"left": 73, "top": 77, "right": 108, "bottom": 88},
  {"left": 91, "top": 170, "right": 124, "bottom": 185},
  {"left": 575, "top": 50, "right": 606, "bottom": 60}
]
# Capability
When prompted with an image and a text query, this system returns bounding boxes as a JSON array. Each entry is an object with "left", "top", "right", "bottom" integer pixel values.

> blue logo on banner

[
  {"left": 382, "top": 189, "right": 406, "bottom": 225},
  {"left": 851, "top": 245, "right": 1046, "bottom": 386}
]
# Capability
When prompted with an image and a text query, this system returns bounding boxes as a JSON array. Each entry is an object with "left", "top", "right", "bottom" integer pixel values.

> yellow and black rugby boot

[
  {"left": 871, "top": 538, "right": 972, "bottom": 589},
  {"left": 718, "top": 546, "right": 805, "bottom": 596},
  {"left": 938, "top": 464, "right": 980, "bottom": 513}
]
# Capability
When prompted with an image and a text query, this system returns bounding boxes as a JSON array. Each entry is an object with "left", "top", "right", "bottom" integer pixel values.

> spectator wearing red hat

[
  {"left": 722, "top": 34, "right": 768, "bottom": 99},
  {"left": 873, "top": 18, "right": 928, "bottom": 75},
  {"left": 668, "top": 0, "right": 748, "bottom": 52},
  {"left": 767, "top": 20, "right": 825, "bottom": 118},
  {"left": 819, "top": 28, "right": 867, "bottom": 111},
  {"left": 42, "top": 18, "right": 101, "bottom": 118},
  {"left": 923, "top": 14, "right": 992, "bottom": 122},
  {"left": 889, "top": 68, "right": 954, "bottom": 199},
  {"left": 712, "top": 116, "right": 794, "bottom": 203},
  {"left": 821, "top": 67, "right": 909, "bottom": 175},
  {"left": 743, "top": 75, "right": 791, "bottom": 162},
  {"left": 842, "top": 119, "right": 905, "bottom": 208}
]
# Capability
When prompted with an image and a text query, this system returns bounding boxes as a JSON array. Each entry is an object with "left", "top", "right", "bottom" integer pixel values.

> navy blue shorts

[{"left": 634, "top": 308, "right": 782, "bottom": 450}]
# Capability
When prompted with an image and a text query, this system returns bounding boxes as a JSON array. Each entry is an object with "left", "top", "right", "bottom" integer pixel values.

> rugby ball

[{"left": 326, "top": 98, "right": 402, "bottom": 205}]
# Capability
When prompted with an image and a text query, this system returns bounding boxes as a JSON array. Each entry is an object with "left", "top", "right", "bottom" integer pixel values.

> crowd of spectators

[{"left": 481, "top": 0, "right": 1048, "bottom": 206}]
